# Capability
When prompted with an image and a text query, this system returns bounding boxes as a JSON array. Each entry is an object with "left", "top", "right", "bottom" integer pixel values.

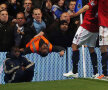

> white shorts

[
  {"left": 99, "top": 26, "right": 108, "bottom": 45},
  {"left": 73, "top": 26, "right": 98, "bottom": 47}
]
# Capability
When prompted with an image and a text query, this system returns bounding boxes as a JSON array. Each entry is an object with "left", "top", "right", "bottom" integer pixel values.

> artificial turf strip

[{"left": 0, "top": 79, "right": 108, "bottom": 90}]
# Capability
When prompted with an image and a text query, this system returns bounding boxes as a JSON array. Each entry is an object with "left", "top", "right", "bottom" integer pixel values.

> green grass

[{"left": 0, "top": 79, "right": 108, "bottom": 90}]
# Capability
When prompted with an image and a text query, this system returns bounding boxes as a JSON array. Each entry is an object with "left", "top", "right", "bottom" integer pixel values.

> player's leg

[
  {"left": 72, "top": 27, "right": 98, "bottom": 77},
  {"left": 99, "top": 26, "right": 108, "bottom": 76},
  {"left": 89, "top": 48, "right": 98, "bottom": 76},
  {"left": 64, "top": 26, "right": 89, "bottom": 77},
  {"left": 63, "top": 26, "right": 83, "bottom": 77},
  {"left": 100, "top": 45, "right": 108, "bottom": 76},
  {"left": 71, "top": 26, "right": 86, "bottom": 77},
  {"left": 87, "top": 32, "right": 98, "bottom": 77},
  {"left": 72, "top": 43, "right": 79, "bottom": 74}
]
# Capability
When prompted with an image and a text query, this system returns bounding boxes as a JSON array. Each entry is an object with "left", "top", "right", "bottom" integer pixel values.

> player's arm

[{"left": 74, "top": 5, "right": 90, "bottom": 17}]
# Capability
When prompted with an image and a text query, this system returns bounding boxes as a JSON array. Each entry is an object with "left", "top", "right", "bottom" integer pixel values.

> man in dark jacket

[
  {"left": 4, "top": 46, "right": 35, "bottom": 83},
  {"left": 41, "top": 0, "right": 54, "bottom": 28},
  {"left": 43, "top": 20, "right": 71, "bottom": 49},
  {"left": 14, "top": 12, "right": 36, "bottom": 48},
  {"left": 0, "top": 10, "right": 15, "bottom": 52},
  {"left": 7, "top": 0, "right": 22, "bottom": 18}
]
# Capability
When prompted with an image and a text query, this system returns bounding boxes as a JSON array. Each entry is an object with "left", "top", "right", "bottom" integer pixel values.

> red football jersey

[
  {"left": 98, "top": 0, "right": 108, "bottom": 27},
  {"left": 81, "top": 0, "right": 98, "bottom": 32}
]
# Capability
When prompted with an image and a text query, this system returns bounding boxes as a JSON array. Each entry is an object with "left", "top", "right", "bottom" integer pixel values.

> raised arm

[{"left": 73, "top": 5, "right": 90, "bottom": 17}]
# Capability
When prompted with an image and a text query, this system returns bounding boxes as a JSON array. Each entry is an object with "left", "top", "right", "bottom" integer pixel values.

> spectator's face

[
  {"left": 39, "top": 43, "right": 49, "bottom": 57},
  {"left": 0, "top": 4, "right": 7, "bottom": 11},
  {"left": 60, "top": 13, "right": 70, "bottom": 24},
  {"left": 24, "top": 0, "right": 32, "bottom": 12},
  {"left": 46, "top": 0, "right": 52, "bottom": 10},
  {"left": 0, "top": 11, "right": 8, "bottom": 23},
  {"left": 60, "top": 22, "right": 68, "bottom": 32},
  {"left": 32, "top": 9, "right": 42, "bottom": 22},
  {"left": 69, "top": 1, "right": 76, "bottom": 11},
  {"left": 10, "top": 0, "right": 16, "bottom": 4},
  {"left": 16, "top": 13, "right": 26, "bottom": 26},
  {"left": 58, "top": 0, "right": 65, "bottom": 7},
  {"left": 12, "top": 48, "right": 20, "bottom": 58}
]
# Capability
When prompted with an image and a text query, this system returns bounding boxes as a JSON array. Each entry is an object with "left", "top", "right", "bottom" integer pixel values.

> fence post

[{"left": 82, "top": 45, "right": 86, "bottom": 77}]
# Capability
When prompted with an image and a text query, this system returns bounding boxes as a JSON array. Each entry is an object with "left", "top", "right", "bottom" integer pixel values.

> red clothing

[
  {"left": 81, "top": 0, "right": 98, "bottom": 32},
  {"left": 98, "top": 0, "right": 108, "bottom": 27}
]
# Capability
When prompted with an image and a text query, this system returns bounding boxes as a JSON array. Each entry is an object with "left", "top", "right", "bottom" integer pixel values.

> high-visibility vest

[{"left": 26, "top": 36, "right": 53, "bottom": 53}]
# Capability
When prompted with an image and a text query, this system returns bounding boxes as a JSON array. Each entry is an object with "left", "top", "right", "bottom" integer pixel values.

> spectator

[
  {"left": 60, "top": 12, "right": 70, "bottom": 23},
  {"left": 28, "top": 8, "right": 46, "bottom": 34},
  {"left": 7, "top": 0, "right": 22, "bottom": 18},
  {"left": 60, "top": 12, "right": 77, "bottom": 47},
  {"left": 21, "top": 35, "right": 65, "bottom": 57},
  {"left": 23, "top": 0, "right": 33, "bottom": 23},
  {"left": 32, "top": 0, "right": 43, "bottom": 8},
  {"left": 17, "top": 0, "right": 23, "bottom": 6},
  {"left": 67, "top": 0, "right": 76, "bottom": 15},
  {"left": 0, "top": 10, "right": 15, "bottom": 52},
  {"left": 4, "top": 46, "right": 35, "bottom": 83},
  {"left": 41, "top": 0, "right": 54, "bottom": 28},
  {"left": 67, "top": 0, "right": 80, "bottom": 33},
  {"left": 0, "top": 2, "right": 7, "bottom": 11},
  {"left": 60, "top": 11, "right": 78, "bottom": 30},
  {"left": 14, "top": 12, "right": 36, "bottom": 48},
  {"left": 38, "top": 12, "right": 76, "bottom": 49},
  {"left": 0, "top": 2, "right": 16, "bottom": 22},
  {"left": 52, "top": 0, "right": 67, "bottom": 19},
  {"left": 43, "top": 20, "right": 73, "bottom": 49}
]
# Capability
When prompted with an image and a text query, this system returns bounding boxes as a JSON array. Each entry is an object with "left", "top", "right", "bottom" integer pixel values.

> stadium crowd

[{"left": 0, "top": 0, "right": 108, "bottom": 83}]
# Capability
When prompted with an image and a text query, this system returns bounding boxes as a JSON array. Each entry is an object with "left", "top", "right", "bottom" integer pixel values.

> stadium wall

[{"left": 0, "top": 47, "right": 102, "bottom": 84}]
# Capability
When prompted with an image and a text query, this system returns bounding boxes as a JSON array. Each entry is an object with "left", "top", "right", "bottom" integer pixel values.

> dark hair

[
  {"left": 53, "top": 0, "right": 65, "bottom": 7},
  {"left": 60, "top": 20, "right": 68, "bottom": 25},
  {"left": 41, "top": 0, "right": 52, "bottom": 11},
  {"left": 52, "top": 0, "right": 61, "bottom": 5},
  {"left": 32, "top": 8, "right": 42, "bottom": 14},
  {"left": 0, "top": 2, "right": 7, "bottom": 6},
  {"left": 39, "top": 40, "right": 49, "bottom": 57},
  {"left": 23, "top": 0, "right": 32, "bottom": 5},
  {"left": 16, "top": 12, "right": 26, "bottom": 18},
  {"left": 69, "top": 0, "right": 77, "bottom": 2},
  {"left": 0, "top": 9, "right": 8, "bottom": 14}
]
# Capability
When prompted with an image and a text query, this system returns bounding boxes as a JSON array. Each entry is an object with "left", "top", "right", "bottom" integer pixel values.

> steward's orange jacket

[{"left": 26, "top": 36, "right": 53, "bottom": 53}]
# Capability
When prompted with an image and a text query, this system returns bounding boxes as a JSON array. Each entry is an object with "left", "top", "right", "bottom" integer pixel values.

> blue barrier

[{"left": 0, "top": 47, "right": 102, "bottom": 84}]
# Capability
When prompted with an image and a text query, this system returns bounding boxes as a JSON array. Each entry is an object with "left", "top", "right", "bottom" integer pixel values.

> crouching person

[{"left": 4, "top": 46, "right": 35, "bottom": 83}]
